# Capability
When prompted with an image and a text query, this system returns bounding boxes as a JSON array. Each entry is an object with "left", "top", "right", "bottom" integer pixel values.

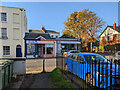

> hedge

[{"left": 104, "top": 44, "right": 120, "bottom": 52}]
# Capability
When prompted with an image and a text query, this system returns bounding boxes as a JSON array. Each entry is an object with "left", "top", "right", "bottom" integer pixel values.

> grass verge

[{"left": 50, "top": 68, "right": 75, "bottom": 88}]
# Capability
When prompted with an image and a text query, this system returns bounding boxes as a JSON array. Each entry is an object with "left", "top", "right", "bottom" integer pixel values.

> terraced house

[{"left": 0, "top": 6, "right": 27, "bottom": 58}]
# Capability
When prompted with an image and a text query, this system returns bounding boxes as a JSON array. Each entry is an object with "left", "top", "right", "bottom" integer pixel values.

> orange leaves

[{"left": 63, "top": 9, "right": 104, "bottom": 43}]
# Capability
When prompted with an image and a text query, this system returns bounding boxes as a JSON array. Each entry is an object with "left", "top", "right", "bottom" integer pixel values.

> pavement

[
  {"left": 26, "top": 58, "right": 56, "bottom": 74},
  {"left": 3, "top": 75, "right": 25, "bottom": 90},
  {"left": 20, "top": 73, "right": 56, "bottom": 89}
]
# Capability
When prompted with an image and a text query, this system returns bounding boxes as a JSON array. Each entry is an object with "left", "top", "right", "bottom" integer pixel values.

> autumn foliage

[
  {"left": 63, "top": 9, "right": 104, "bottom": 41},
  {"left": 63, "top": 9, "right": 104, "bottom": 51}
]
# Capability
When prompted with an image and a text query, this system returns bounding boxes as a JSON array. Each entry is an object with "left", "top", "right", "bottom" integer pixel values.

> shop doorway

[{"left": 38, "top": 45, "right": 42, "bottom": 57}]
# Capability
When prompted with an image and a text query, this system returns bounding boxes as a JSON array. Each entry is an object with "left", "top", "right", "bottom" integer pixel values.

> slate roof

[
  {"left": 24, "top": 33, "right": 52, "bottom": 40},
  {"left": 45, "top": 30, "right": 60, "bottom": 34},
  {"left": 28, "top": 29, "right": 60, "bottom": 34},
  {"left": 29, "top": 30, "right": 44, "bottom": 33},
  {"left": 60, "top": 34, "right": 75, "bottom": 39}
]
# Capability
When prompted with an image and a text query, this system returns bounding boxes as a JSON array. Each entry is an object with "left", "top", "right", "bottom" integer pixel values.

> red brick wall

[{"left": 100, "top": 34, "right": 120, "bottom": 46}]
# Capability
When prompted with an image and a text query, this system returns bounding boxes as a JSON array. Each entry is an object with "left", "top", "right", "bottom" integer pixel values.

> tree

[{"left": 63, "top": 9, "right": 104, "bottom": 52}]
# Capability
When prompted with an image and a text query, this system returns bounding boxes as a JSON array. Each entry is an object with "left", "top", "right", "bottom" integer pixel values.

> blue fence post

[
  {"left": 95, "top": 60, "right": 97, "bottom": 88},
  {"left": 101, "top": 59, "right": 104, "bottom": 88},
  {"left": 92, "top": 58, "right": 93, "bottom": 88},
  {"left": 110, "top": 59, "right": 112, "bottom": 89},
  {"left": 115, "top": 59, "right": 116, "bottom": 89},
  {"left": 98, "top": 60, "right": 100, "bottom": 88}
]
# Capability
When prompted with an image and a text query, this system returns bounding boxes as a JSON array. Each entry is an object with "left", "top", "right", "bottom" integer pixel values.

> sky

[{"left": 1, "top": 2, "right": 118, "bottom": 35}]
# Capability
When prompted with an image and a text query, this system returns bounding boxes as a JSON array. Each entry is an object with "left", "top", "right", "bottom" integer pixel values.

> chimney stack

[
  {"left": 113, "top": 22, "right": 116, "bottom": 29},
  {"left": 42, "top": 26, "right": 45, "bottom": 30}
]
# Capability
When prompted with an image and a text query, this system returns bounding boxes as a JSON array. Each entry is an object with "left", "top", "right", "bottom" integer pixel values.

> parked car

[
  {"left": 113, "top": 51, "right": 120, "bottom": 62},
  {"left": 63, "top": 50, "right": 80, "bottom": 57},
  {"left": 64, "top": 53, "right": 120, "bottom": 88}
]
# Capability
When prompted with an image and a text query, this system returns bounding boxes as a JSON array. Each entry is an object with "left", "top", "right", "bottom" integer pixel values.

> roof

[
  {"left": 28, "top": 29, "right": 60, "bottom": 34},
  {"left": 108, "top": 26, "right": 120, "bottom": 33},
  {"left": 29, "top": 30, "right": 44, "bottom": 33},
  {"left": 99, "top": 26, "right": 120, "bottom": 37},
  {"left": 45, "top": 30, "right": 60, "bottom": 34},
  {"left": 24, "top": 33, "right": 52, "bottom": 40},
  {"left": 0, "top": 6, "right": 25, "bottom": 11},
  {"left": 60, "top": 34, "right": 75, "bottom": 39}
]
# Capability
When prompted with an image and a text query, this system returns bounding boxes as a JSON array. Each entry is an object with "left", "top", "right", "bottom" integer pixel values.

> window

[
  {"left": 51, "top": 35, "right": 53, "bottom": 38},
  {"left": 46, "top": 44, "right": 53, "bottom": 54},
  {"left": 70, "top": 51, "right": 80, "bottom": 53},
  {"left": 118, "top": 52, "right": 120, "bottom": 55},
  {"left": 1, "top": 13, "right": 7, "bottom": 22},
  {"left": 3, "top": 46, "right": 10, "bottom": 56},
  {"left": 27, "top": 44, "right": 35, "bottom": 55},
  {"left": 83, "top": 55, "right": 110, "bottom": 63},
  {"left": 77, "top": 55, "right": 84, "bottom": 62},
  {"left": 1, "top": 28, "right": 7, "bottom": 39},
  {"left": 70, "top": 54, "right": 77, "bottom": 61},
  {"left": 109, "top": 36, "right": 113, "bottom": 41}
]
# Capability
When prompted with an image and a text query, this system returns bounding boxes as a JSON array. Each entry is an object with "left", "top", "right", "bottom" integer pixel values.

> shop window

[
  {"left": 27, "top": 44, "right": 35, "bottom": 55},
  {"left": 46, "top": 44, "right": 53, "bottom": 54}
]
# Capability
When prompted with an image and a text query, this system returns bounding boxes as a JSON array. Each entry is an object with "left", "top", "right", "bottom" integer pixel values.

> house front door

[{"left": 16, "top": 45, "right": 22, "bottom": 57}]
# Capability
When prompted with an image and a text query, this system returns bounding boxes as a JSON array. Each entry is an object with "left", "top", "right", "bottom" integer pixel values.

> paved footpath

[{"left": 20, "top": 73, "right": 56, "bottom": 89}]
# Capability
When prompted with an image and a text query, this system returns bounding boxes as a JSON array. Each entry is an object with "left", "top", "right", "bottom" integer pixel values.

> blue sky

[{"left": 1, "top": 2, "right": 118, "bottom": 35}]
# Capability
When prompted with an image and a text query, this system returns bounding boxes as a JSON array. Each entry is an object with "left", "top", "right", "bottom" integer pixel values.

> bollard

[{"left": 43, "top": 59, "right": 45, "bottom": 73}]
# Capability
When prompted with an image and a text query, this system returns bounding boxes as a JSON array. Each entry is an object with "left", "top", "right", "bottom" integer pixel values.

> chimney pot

[
  {"left": 113, "top": 22, "right": 116, "bottom": 29},
  {"left": 42, "top": 26, "right": 45, "bottom": 30}
]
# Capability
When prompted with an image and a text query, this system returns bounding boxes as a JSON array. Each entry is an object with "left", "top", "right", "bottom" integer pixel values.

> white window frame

[
  {"left": 1, "top": 13, "right": 7, "bottom": 22},
  {"left": 3, "top": 46, "right": 10, "bottom": 56},
  {"left": 109, "top": 35, "right": 113, "bottom": 41},
  {"left": 1, "top": 28, "right": 7, "bottom": 39}
]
